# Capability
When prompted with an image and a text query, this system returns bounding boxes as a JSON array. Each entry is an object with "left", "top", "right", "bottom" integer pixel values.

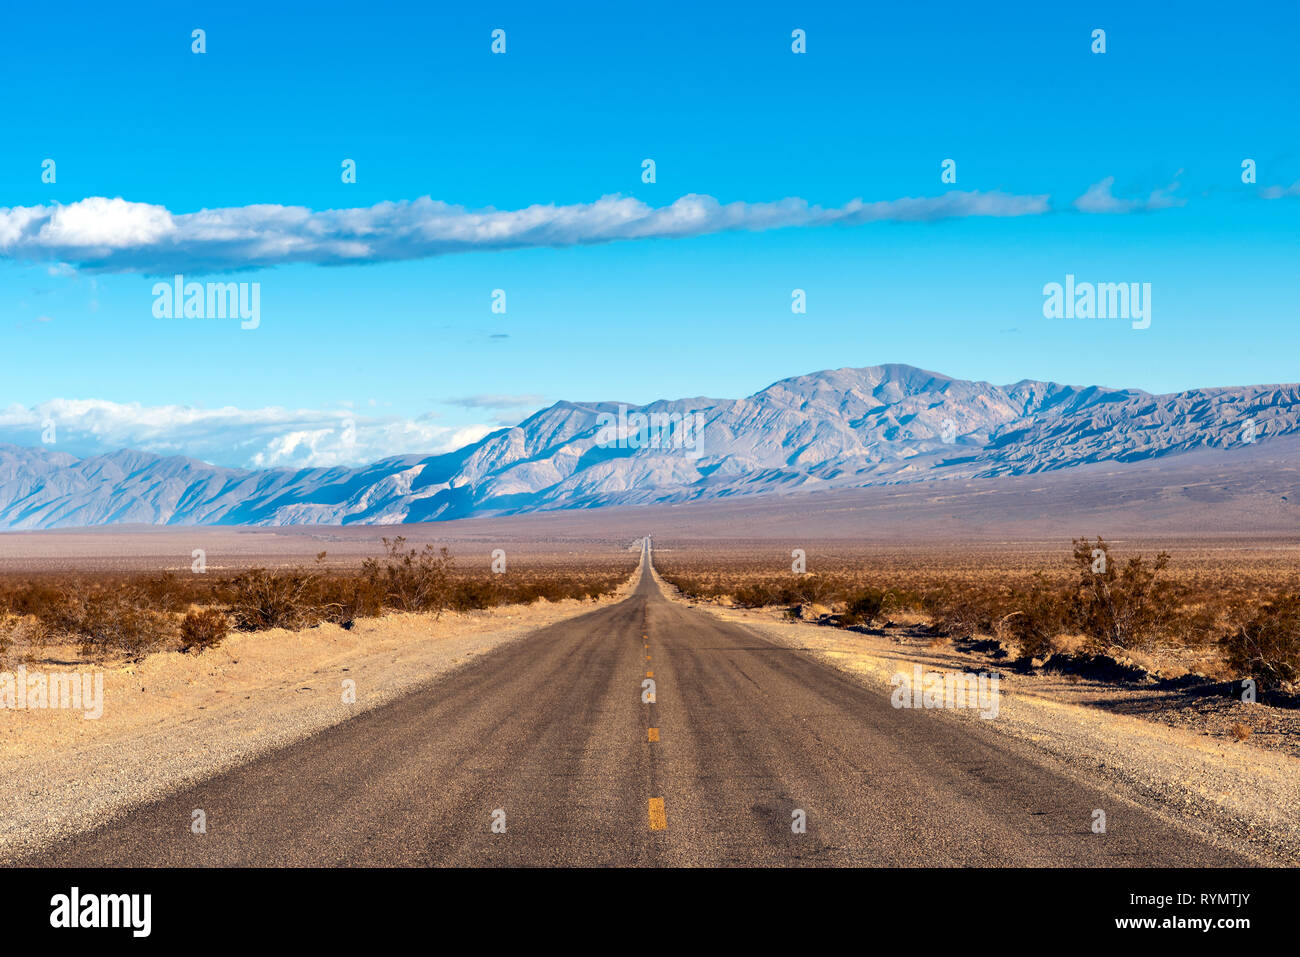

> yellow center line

[
  {"left": 647, "top": 727, "right": 659, "bottom": 742},
  {"left": 646, "top": 670, "right": 653, "bottom": 677},
  {"left": 648, "top": 797, "right": 667, "bottom": 830}
]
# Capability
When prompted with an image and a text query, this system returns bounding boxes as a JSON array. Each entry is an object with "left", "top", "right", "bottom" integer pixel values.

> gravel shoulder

[
  {"left": 0, "top": 572, "right": 639, "bottom": 861},
  {"left": 653, "top": 569, "right": 1300, "bottom": 866}
]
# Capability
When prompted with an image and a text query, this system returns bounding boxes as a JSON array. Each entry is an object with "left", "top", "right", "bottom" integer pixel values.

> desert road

[{"left": 27, "top": 541, "right": 1248, "bottom": 867}]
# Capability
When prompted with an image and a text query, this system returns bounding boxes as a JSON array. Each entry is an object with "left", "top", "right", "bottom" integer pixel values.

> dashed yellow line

[
  {"left": 648, "top": 797, "right": 667, "bottom": 830},
  {"left": 647, "top": 727, "right": 659, "bottom": 742},
  {"left": 646, "top": 670, "right": 653, "bottom": 678}
]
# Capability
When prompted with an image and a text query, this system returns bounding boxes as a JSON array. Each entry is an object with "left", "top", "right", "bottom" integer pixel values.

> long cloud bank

[
  {"left": 0, "top": 399, "right": 497, "bottom": 469},
  {"left": 0, "top": 191, "right": 1050, "bottom": 274}
]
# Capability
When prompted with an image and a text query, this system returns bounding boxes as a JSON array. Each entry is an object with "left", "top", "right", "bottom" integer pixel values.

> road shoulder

[
  {"left": 655, "top": 572, "right": 1300, "bottom": 866},
  {"left": 0, "top": 575, "right": 638, "bottom": 862}
]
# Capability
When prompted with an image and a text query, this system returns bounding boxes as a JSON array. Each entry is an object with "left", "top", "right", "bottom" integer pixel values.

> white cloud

[
  {"left": 0, "top": 399, "right": 498, "bottom": 469},
  {"left": 38, "top": 196, "right": 176, "bottom": 248},
  {"left": 0, "top": 190, "right": 1051, "bottom": 274},
  {"left": 1073, "top": 176, "right": 1186, "bottom": 214},
  {"left": 1260, "top": 179, "right": 1300, "bottom": 199}
]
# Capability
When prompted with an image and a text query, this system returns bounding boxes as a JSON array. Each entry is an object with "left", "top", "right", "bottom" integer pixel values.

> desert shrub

[
  {"left": 512, "top": 579, "right": 571, "bottom": 605},
  {"left": 0, "top": 614, "right": 17, "bottom": 663},
  {"left": 179, "top": 608, "right": 230, "bottom": 652},
  {"left": 500, "top": 576, "right": 621, "bottom": 605},
  {"left": 0, "top": 612, "right": 40, "bottom": 663},
  {"left": 659, "top": 573, "right": 711, "bottom": 599},
  {"left": 997, "top": 575, "right": 1071, "bottom": 660},
  {"left": 136, "top": 572, "right": 194, "bottom": 613},
  {"left": 1221, "top": 593, "right": 1300, "bottom": 687},
  {"left": 1, "top": 581, "right": 67, "bottom": 618},
  {"left": 451, "top": 577, "right": 504, "bottom": 611},
  {"left": 841, "top": 587, "right": 891, "bottom": 627},
  {"left": 363, "top": 537, "right": 453, "bottom": 614},
  {"left": 654, "top": 542, "right": 1300, "bottom": 672},
  {"left": 228, "top": 567, "right": 323, "bottom": 631},
  {"left": 793, "top": 577, "right": 841, "bottom": 606},
  {"left": 47, "top": 586, "right": 176, "bottom": 659},
  {"left": 729, "top": 582, "right": 777, "bottom": 608},
  {"left": 0, "top": 553, "right": 638, "bottom": 662},
  {"left": 660, "top": 573, "right": 689, "bottom": 594},
  {"left": 1070, "top": 537, "right": 1173, "bottom": 651},
  {"left": 314, "top": 575, "right": 385, "bottom": 628},
  {"left": 926, "top": 584, "right": 1005, "bottom": 640},
  {"left": 729, "top": 576, "right": 825, "bottom": 608}
]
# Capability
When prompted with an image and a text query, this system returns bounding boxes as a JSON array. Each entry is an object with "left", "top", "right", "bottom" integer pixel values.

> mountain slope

[{"left": 1, "top": 364, "right": 1295, "bottom": 529}]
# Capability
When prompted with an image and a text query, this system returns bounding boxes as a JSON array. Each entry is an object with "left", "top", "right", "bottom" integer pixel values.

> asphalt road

[{"left": 28, "top": 541, "right": 1248, "bottom": 866}]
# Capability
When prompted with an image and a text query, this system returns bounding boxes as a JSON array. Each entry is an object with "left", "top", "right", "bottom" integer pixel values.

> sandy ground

[
  {"left": 0, "top": 569, "right": 639, "bottom": 861},
  {"left": 652, "top": 568, "right": 1300, "bottom": 865}
]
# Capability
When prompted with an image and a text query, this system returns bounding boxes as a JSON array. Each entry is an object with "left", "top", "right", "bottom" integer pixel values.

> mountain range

[{"left": 1, "top": 363, "right": 1295, "bottom": 529}]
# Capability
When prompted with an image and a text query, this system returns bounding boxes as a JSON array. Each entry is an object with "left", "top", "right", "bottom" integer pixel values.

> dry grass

[
  {"left": 657, "top": 537, "right": 1300, "bottom": 688},
  {"left": 0, "top": 546, "right": 637, "bottom": 664}
]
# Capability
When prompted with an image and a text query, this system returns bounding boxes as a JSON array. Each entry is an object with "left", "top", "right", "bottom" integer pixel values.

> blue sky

[{"left": 1, "top": 0, "right": 1297, "bottom": 467}]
